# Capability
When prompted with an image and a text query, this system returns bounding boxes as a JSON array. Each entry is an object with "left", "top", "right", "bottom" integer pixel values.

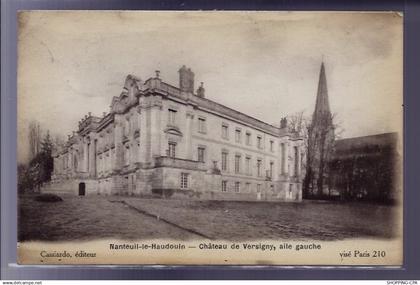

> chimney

[
  {"left": 179, "top": 65, "right": 194, "bottom": 93},
  {"left": 280, "top": 117, "right": 288, "bottom": 129},
  {"left": 196, "top": 82, "right": 205, "bottom": 98}
]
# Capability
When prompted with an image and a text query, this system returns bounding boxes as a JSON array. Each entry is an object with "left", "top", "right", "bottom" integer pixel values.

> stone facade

[{"left": 43, "top": 66, "right": 304, "bottom": 202}]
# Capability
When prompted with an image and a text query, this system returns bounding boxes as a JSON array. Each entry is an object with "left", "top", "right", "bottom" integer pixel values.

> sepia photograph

[{"left": 16, "top": 11, "right": 403, "bottom": 265}]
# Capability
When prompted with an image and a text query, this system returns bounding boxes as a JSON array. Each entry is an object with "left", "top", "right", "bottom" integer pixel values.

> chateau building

[{"left": 44, "top": 66, "right": 304, "bottom": 201}]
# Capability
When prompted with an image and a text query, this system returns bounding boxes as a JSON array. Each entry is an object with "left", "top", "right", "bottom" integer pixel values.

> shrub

[
  {"left": 34, "top": 193, "right": 63, "bottom": 202},
  {"left": 151, "top": 188, "right": 175, "bottom": 198}
]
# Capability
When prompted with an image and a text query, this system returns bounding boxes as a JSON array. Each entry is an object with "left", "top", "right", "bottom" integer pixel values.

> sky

[{"left": 17, "top": 11, "right": 403, "bottom": 163}]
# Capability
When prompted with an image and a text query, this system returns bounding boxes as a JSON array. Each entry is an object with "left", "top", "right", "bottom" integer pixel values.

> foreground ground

[{"left": 18, "top": 193, "right": 400, "bottom": 241}]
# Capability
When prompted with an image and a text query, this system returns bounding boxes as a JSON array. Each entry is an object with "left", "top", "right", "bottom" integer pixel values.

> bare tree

[
  {"left": 287, "top": 111, "right": 344, "bottom": 199},
  {"left": 53, "top": 134, "right": 66, "bottom": 152},
  {"left": 28, "top": 120, "right": 41, "bottom": 161}
]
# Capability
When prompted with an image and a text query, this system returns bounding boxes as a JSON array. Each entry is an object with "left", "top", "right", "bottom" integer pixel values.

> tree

[
  {"left": 26, "top": 130, "right": 55, "bottom": 191},
  {"left": 287, "top": 110, "right": 344, "bottom": 199},
  {"left": 17, "top": 163, "right": 31, "bottom": 193},
  {"left": 286, "top": 110, "right": 310, "bottom": 137},
  {"left": 20, "top": 120, "right": 62, "bottom": 193},
  {"left": 28, "top": 120, "right": 41, "bottom": 161}
]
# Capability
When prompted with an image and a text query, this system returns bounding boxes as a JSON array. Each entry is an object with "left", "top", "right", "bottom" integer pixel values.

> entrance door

[{"left": 79, "top": 182, "right": 86, "bottom": 196}]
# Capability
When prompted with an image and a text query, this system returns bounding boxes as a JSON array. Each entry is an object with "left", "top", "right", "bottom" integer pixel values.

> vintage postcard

[{"left": 17, "top": 11, "right": 403, "bottom": 265}]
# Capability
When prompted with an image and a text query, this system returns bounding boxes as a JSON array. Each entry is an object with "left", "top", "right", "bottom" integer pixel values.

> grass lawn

[
  {"left": 18, "top": 193, "right": 197, "bottom": 241},
  {"left": 18, "top": 193, "right": 400, "bottom": 241}
]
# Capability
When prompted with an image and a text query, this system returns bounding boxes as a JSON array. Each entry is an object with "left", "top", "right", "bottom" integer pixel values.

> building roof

[
  {"left": 335, "top": 132, "right": 398, "bottom": 152},
  {"left": 75, "top": 70, "right": 297, "bottom": 140},
  {"left": 143, "top": 77, "right": 289, "bottom": 137}
]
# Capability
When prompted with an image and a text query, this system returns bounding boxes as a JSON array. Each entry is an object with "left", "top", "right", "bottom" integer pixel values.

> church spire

[
  {"left": 305, "top": 61, "right": 335, "bottom": 198},
  {"left": 313, "top": 62, "right": 331, "bottom": 121}
]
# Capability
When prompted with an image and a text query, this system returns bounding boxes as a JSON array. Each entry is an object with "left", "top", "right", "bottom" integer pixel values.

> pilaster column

[
  {"left": 150, "top": 98, "right": 162, "bottom": 158},
  {"left": 139, "top": 103, "right": 149, "bottom": 163},
  {"left": 69, "top": 151, "right": 73, "bottom": 174},
  {"left": 297, "top": 143, "right": 301, "bottom": 178},
  {"left": 285, "top": 142, "right": 289, "bottom": 176},
  {"left": 83, "top": 141, "right": 89, "bottom": 173},
  {"left": 136, "top": 108, "right": 142, "bottom": 163},
  {"left": 114, "top": 118, "right": 123, "bottom": 171},
  {"left": 89, "top": 139, "right": 96, "bottom": 177}
]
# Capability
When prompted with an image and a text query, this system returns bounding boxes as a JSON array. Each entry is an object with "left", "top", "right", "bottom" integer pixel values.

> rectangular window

[
  {"left": 257, "top": 136, "right": 262, "bottom": 149},
  {"left": 270, "top": 140, "right": 274, "bottom": 152},
  {"left": 269, "top": 161, "right": 274, "bottom": 178},
  {"left": 257, "top": 184, "right": 261, "bottom": 193},
  {"left": 198, "top": 117, "right": 206, "bottom": 133},
  {"left": 281, "top": 143, "right": 286, "bottom": 174},
  {"left": 222, "top": 124, "right": 229, "bottom": 139},
  {"left": 235, "top": 129, "right": 242, "bottom": 143},
  {"left": 198, "top": 147, "right": 205, "bottom": 162},
  {"left": 294, "top": 146, "right": 299, "bottom": 176},
  {"left": 234, "top": 155, "right": 241, "bottom": 174},
  {"left": 257, "top": 159, "right": 262, "bottom": 177},
  {"left": 245, "top": 157, "right": 251, "bottom": 175},
  {"left": 168, "top": 109, "right": 177, "bottom": 125},
  {"left": 221, "top": 152, "right": 228, "bottom": 171},
  {"left": 235, "top": 182, "right": 240, "bottom": 193},
  {"left": 180, "top": 173, "right": 189, "bottom": 189},
  {"left": 222, "top": 180, "right": 227, "bottom": 192},
  {"left": 246, "top": 132, "right": 251, "bottom": 145},
  {"left": 168, "top": 142, "right": 176, "bottom": 158}
]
